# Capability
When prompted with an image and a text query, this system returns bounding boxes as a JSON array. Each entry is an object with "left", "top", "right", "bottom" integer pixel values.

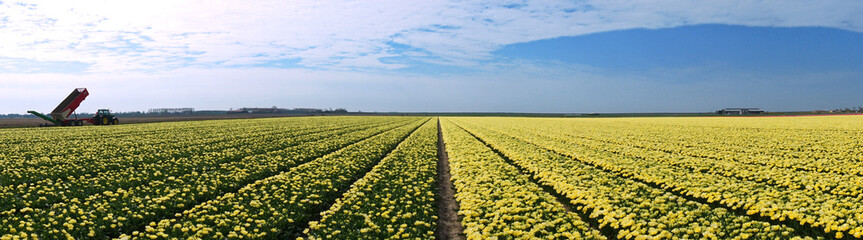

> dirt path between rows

[{"left": 436, "top": 119, "right": 465, "bottom": 240}]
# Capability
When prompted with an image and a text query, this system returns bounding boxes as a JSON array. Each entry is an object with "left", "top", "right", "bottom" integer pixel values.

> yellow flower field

[
  {"left": 1, "top": 115, "right": 860, "bottom": 239},
  {"left": 446, "top": 116, "right": 863, "bottom": 240}
]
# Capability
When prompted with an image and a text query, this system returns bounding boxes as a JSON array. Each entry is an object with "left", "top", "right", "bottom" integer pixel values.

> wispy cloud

[{"left": 1, "top": 0, "right": 860, "bottom": 73}]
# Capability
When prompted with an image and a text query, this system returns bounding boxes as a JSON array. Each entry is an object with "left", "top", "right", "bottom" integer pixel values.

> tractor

[{"left": 93, "top": 109, "right": 119, "bottom": 125}]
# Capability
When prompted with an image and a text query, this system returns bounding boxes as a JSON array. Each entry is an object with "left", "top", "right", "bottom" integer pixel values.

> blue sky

[
  {"left": 496, "top": 25, "right": 863, "bottom": 74},
  {"left": 1, "top": 0, "right": 862, "bottom": 114}
]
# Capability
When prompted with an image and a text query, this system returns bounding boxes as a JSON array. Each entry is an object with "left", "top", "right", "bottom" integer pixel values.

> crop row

[
  {"left": 524, "top": 117, "right": 863, "bottom": 175},
  {"left": 0, "top": 118, "right": 403, "bottom": 213},
  {"left": 440, "top": 119, "right": 604, "bottom": 240},
  {"left": 451, "top": 117, "right": 863, "bottom": 239},
  {"left": 304, "top": 118, "right": 440, "bottom": 239},
  {"left": 551, "top": 128, "right": 863, "bottom": 198},
  {"left": 123, "top": 118, "right": 430, "bottom": 239},
  {"left": 0, "top": 117, "right": 384, "bottom": 185},
  {"left": 1, "top": 118, "right": 285, "bottom": 166},
  {"left": 449, "top": 118, "right": 811, "bottom": 240},
  {"left": 0, "top": 117, "right": 422, "bottom": 239}
]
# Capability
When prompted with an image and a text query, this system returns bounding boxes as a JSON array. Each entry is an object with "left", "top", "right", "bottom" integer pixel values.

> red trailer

[{"left": 27, "top": 88, "right": 119, "bottom": 126}]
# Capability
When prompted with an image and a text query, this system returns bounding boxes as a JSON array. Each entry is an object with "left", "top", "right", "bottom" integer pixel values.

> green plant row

[
  {"left": 124, "top": 118, "right": 429, "bottom": 239},
  {"left": 304, "top": 118, "right": 439, "bottom": 239},
  {"left": 440, "top": 119, "right": 603, "bottom": 240}
]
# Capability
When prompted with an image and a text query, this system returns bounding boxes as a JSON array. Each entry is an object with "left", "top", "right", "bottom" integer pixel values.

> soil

[
  {"left": 435, "top": 119, "right": 465, "bottom": 240},
  {"left": 0, "top": 118, "right": 43, "bottom": 128}
]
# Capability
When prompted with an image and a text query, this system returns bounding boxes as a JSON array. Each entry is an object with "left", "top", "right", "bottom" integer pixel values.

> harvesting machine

[{"left": 27, "top": 88, "right": 119, "bottom": 127}]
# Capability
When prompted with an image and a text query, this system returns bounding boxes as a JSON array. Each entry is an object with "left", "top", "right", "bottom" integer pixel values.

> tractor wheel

[
  {"left": 112, "top": 119, "right": 119, "bottom": 125},
  {"left": 93, "top": 118, "right": 100, "bottom": 125},
  {"left": 76, "top": 120, "right": 83, "bottom": 126},
  {"left": 102, "top": 118, "right": 109, "bottom": 125}
]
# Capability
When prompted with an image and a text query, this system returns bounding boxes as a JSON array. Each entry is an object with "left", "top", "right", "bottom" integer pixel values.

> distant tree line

[{"left": 831, "top": 107, "right": 863, "bottom": 113}]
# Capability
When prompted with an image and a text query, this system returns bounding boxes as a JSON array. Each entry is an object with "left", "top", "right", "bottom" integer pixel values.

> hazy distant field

[{"left": 1, "top": 115, "right": 861, "bottom": 239}]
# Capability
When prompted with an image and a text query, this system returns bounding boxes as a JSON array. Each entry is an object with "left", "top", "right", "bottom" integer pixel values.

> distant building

[
  {"left": 148, "top": 108, "right": 194, "bottom": 114},
  {"left": 716, "top": 108, "right": 765, "bottom": 115},
  {"left": 228, "top": 106, "right": 289, "bottom": 114},
  {"left": 292, "top": 108, "right": 323, "bottom": 113},
  {"left": 227, "top": 107, "right": 343, "bottom": 114}
]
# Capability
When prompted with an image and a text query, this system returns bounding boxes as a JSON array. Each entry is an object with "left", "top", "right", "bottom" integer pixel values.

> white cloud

[{"left": 0, "top": 0, "right": 860, "bottom": 73}]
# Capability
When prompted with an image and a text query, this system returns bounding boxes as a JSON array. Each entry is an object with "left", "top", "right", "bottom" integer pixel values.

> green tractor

[{"left": 93, "top": 109, "right": 119, "bottom": 125}]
